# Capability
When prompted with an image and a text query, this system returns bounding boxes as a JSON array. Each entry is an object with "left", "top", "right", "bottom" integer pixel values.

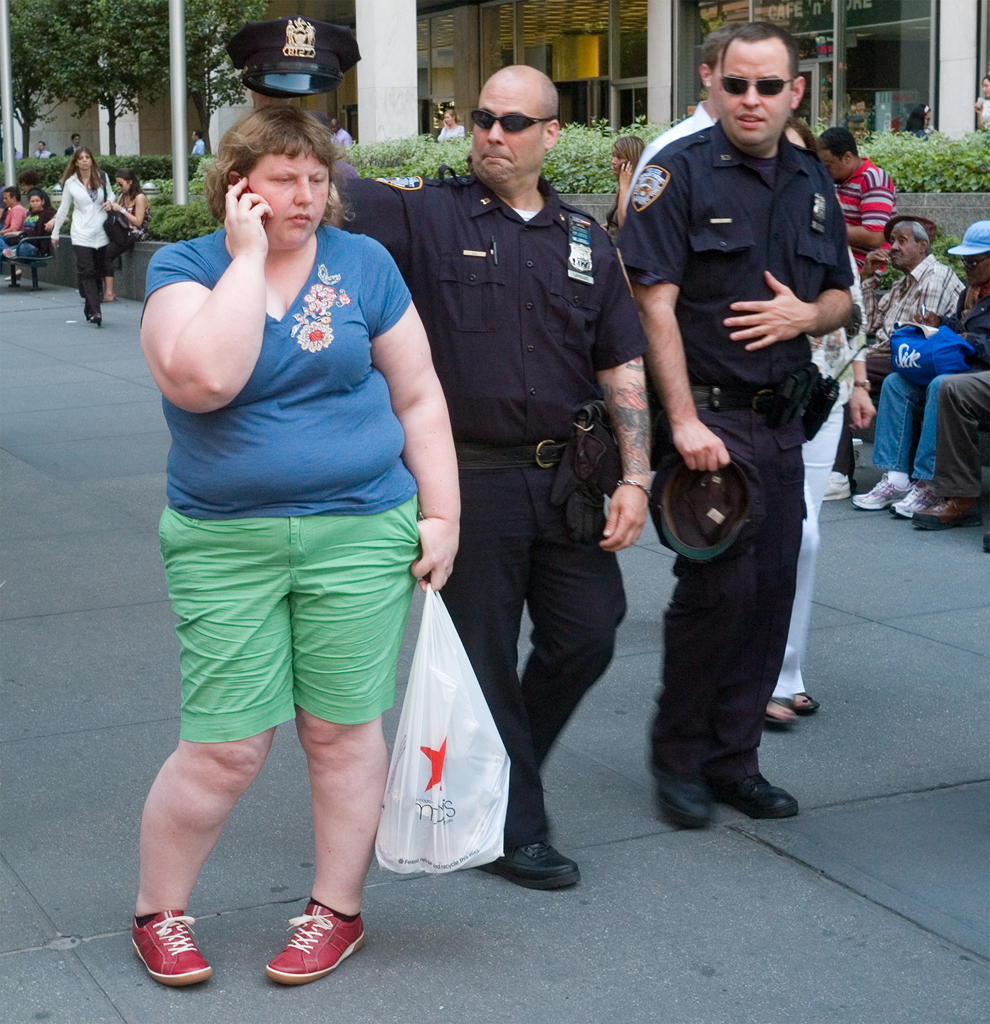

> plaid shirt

[{"left": 862, "top": 254, "right": 965, "bottom": 357}]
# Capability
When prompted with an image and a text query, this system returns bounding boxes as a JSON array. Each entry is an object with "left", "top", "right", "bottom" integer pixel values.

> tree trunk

[
  {"left": 18, "top": 109, "right": 31, "bottom": 159},
  {"left": 106, "top": 101, "right": 117, "bottom": 156},
  {"left": 191, "top": 91, "right": 211, "bottom": 155}
]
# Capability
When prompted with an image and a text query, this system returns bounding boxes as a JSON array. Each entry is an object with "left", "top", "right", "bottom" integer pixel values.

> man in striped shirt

[{"left": 819, "top": 127, "right": 895, "bottom": 271}]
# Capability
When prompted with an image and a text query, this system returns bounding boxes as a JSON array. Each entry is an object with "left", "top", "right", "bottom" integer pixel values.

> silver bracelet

[{"left": 616, "top": 478, "right": 651, "bottom": 498}]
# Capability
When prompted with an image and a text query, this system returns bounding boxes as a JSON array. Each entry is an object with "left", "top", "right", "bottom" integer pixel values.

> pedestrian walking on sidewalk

[
  {"left": 49, "top": 148, "right": 115, "bottom": 326},
  {"left": 132, "top": 105, "right": 458, "bottom": 988}
]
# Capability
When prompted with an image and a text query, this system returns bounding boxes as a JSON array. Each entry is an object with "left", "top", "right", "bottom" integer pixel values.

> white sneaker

[
  {"left": 822, "top": 472, "right": 851, "bottom": 501},
  {"left": 890, "top": 480, "right": 938, "bottom": 519},
  {"left": 851, "top": 473, "right": 912, "bottom": 510}
]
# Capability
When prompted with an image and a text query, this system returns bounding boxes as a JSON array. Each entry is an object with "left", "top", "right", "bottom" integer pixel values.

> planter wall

[{"left": 37, "top": 240, "right": 167, "bottom": 302}]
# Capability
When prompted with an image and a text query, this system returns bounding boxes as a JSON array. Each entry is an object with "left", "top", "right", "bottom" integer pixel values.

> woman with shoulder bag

[
  {"left": 102, "top": 168, "right": 150, "bottom": 301},
  {"left": 49, "top": 148, "right": 115, "bottom": 325}
]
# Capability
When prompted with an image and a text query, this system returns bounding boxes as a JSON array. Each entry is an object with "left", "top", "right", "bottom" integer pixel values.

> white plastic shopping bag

[{"left": 375, "top": 586, "right": 510, "bottom": 874}]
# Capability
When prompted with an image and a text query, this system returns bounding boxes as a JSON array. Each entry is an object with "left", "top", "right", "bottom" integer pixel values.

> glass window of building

[
  {"left": 676, "top": 1, "right": 750, "bottom": 123},
  {"left": 519, "top": 1, "right": 610, "bottom": 125},
  {"left": 481, "top": 2, "right": 516, "bottom": 83},
  {"left": 614, "top": 0, "right": 648, "bottom": 126},
  {"left": 678, "top": 1, "right": 934, "bottom": 135},
  {"left": 842, "top": 0, "right": 932, "bottom": 135},
  {"left": 417, "top": 13, "right": 456, "bottom": 136}
]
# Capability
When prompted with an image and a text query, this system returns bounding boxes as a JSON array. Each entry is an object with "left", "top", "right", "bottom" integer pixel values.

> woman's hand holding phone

[{"left": 224, "top": 174, "right": 271, "bottom": 260}]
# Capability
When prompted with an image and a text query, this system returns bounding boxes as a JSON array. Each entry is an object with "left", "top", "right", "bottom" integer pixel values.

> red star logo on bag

[{"left": 420, "top": 739, "right": 447, "bottom": 791}]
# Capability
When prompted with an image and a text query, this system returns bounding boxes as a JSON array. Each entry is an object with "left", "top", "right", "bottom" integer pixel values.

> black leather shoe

[
  {"left": 477, "top": 842, "right": 580, "bottom": 890},
  {"left": 711, "top": 774, "right": 798, "bottom": 819},
  {"left": 655, "top": 770, "right": 711, "bottom": 828}
]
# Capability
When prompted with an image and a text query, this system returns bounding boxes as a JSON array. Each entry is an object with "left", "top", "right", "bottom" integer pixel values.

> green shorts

[{"left": 159, "top": 497, "right": 419, "bottom": 743}]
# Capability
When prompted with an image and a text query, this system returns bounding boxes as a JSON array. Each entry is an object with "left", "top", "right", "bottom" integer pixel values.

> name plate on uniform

[{"left": 567, "top": 213, "right": 594, "bottom": 285}]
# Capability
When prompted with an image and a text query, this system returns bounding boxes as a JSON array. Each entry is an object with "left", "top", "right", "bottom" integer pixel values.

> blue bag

[{"left": 890, "top": 324, "right": 974, "bottom": 386}]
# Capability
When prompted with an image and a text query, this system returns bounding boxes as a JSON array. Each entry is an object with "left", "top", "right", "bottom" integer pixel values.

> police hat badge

[
  {"left": 660, "top": 461, "right": 751, "bottom": 561},
  {"left": 227, "top": 17, "right": 360, "bottom": 98}
]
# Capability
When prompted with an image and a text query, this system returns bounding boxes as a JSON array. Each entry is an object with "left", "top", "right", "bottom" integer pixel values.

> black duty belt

[
  {"left": 454, "top": 439, "right": 567, "bottom": 469},
  {"left": 691, "top": 385, "right": 776, "bottom": 413}
]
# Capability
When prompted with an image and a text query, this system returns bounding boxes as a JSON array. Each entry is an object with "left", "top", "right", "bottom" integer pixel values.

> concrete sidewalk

[{"left": 2, "top": 284, "right": 987, "bottom": 1023}]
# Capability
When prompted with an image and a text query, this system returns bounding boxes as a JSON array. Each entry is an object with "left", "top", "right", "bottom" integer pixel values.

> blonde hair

[
  {"left": 612, "top": 135, "right": 645, "bottom": 166},
  {"left": 203, "top": 106, "right": 343, "bottom": 226}
]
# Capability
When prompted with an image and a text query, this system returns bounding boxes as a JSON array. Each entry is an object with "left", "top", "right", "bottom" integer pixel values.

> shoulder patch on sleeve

[
  {"left": 374, "top": 175, "right": 424, "bottom": 190},
  {"left": 631, "top": 165, "right": 671, "bottom": 213}
]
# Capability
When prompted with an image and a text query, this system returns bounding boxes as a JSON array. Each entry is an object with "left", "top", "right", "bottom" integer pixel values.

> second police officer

[
  {"left": 618, "top": 23, "right": 854, "bottom": 828},
  {"left": 343, "top": 64, "right": 651, "bottom": 890}
]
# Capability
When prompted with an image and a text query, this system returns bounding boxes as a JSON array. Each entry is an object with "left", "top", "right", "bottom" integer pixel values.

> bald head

[{"left": 480, "top": 65, "right": 559, "bottom": 121}]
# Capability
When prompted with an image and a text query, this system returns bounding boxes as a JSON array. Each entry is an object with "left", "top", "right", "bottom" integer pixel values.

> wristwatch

[{"left": 854, "top": 380, "right": 871, "bottom": 393}]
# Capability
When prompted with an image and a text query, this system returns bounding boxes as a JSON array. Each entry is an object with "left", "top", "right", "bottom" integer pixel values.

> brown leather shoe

[{"left": 913, "top": 496, "right": 982, "bottom": 530}]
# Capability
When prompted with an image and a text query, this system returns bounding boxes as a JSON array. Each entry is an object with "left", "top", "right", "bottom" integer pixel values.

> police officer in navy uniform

[
  {"left": 343, "top": 64, "right": 651, "bottom": 889},
  {"left": 618, "top": 22, "right": 853, "bottom": 827}
]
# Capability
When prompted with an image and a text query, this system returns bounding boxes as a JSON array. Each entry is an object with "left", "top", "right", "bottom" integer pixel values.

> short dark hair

[
  {"left": 819, "top": 126, "right": 858, "bottom": 159},
  {"left": 723, "top": 21, "right": 800, "bottom": 80},
  {"left": 192, "top": 130, "right": 202, "bottom": 140},
  {"left": 71, "top": 133, "right": 80, "bottom": 140},
  {"left": 699, "top": 24, "right": 736, "bottom": 71},
  {"left": 4, "top": 185, "right": 21, "bottom": 200}
]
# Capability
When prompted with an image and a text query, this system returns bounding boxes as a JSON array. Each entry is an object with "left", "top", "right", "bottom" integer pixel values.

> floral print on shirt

[{"left": 290, "top": 264, "right": 353, "bottom": 353}]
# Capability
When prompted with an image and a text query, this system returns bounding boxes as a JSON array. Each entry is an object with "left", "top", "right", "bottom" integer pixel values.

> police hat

[
  {"left": 227, "top": 17, "right": 360, "bottom": 98},
  {"left": 883, "top": 214, "right": 937, "bottom": 245},
  {"left": 660, "top": 461, "right": 751, "bottom": 561}
]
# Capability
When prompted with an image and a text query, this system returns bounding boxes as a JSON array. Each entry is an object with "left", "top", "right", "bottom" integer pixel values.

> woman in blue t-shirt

[{"left": 132, "top": 106, "right": 459, "bottom": 989}]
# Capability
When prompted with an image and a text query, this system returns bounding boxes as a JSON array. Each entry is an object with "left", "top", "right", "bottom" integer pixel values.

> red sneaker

[
  {"left": 265, "top": 903, "right": 365, "bottom": 985},
  {"left": 132, "top": 911, "right": 212, "bottom": 986}
]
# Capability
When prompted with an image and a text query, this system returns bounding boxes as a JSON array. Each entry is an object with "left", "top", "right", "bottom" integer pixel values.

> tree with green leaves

[
  {"left": 9, "top": 0, "right": 64, "bottom": 157},
  {"left": 56, "top": 0, "right": 169, "bottom": 155},
  {"left": 185, "top": 0, "right": 268, "bottom": 155}
]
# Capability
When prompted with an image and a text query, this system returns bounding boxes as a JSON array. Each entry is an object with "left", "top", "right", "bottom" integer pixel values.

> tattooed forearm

[{"left": 599, "top": 363, "right": 651, "bottom": 478}]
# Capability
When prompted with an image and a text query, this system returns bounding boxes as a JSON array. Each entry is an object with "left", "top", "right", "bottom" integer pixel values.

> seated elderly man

[
  {"left": 853, "top": 220, "right": 989, "bottom": 515},
  {"left": 859, "top": 216, "right": 965, "bottom": 379}
]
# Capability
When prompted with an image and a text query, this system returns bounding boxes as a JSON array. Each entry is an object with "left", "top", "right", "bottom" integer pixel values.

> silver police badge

[{"left": 631, "top": 165, "right": 670, "bottom": 212}]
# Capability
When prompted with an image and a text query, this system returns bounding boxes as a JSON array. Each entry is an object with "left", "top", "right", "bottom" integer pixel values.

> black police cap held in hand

[
  {"left": 227, "top": 17, "right": 360, "bottom": 98},
  {"left": 660, "top": 461, "right": 751, "bottom": 561}
]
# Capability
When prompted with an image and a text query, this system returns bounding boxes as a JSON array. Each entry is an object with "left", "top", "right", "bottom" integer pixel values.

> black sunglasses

[
  {"left": 961, "top": 252, "right": 990, "bottom": 269},
  {"left": 470, "top": 109, "right": 555, "bottom": 133},
  {"left": 721, "top": 76, "right": 793, "bottom": 96}
]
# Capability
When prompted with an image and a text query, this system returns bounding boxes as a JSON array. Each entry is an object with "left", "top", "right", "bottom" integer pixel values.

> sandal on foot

[
  {"left": 765, "top": 697, "right": 796, "bottom": 727},
  {"left": 792, "top": 693, "right": 820, "bottom": 715}
]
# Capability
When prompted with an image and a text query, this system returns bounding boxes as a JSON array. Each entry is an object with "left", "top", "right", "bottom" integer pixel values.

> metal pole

[
  {"left": 170, "top": 0, "right": 188, "bottom": 205},
  {"left": 832, "top": 0, "right": 846, "bottom": 129},
  {"left": 1, "top": 0, "right": 17, "bottom": 184}
]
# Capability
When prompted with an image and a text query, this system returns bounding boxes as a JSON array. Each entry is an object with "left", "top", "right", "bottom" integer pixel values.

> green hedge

[
  {"left": 147, "top": 197, "right": 217, "bottom": 242},
  {"left": 862, "top": 132, "right": 990, "bottom": 193},
  {"left": 347, "top": 124, "right": 990, "bottom": 196},
  {"left": 67, "top": 127, "right": 983, "bottom": 244},
  {"left": 1, "top": 154, "right": 203, "bottom": 187}
]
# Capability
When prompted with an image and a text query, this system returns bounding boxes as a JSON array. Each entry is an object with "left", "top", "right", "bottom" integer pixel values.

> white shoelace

[
  {"left": 153, "top": 914, "right": 199, "bottom": 955},
  {"left": 284, "top": 911, "right": 336, "bottom": 953}
]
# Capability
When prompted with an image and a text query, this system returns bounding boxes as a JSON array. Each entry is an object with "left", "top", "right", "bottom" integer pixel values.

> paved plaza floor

[{"left": 2, "top": 284, "right": 988, "bottom": 1023}]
